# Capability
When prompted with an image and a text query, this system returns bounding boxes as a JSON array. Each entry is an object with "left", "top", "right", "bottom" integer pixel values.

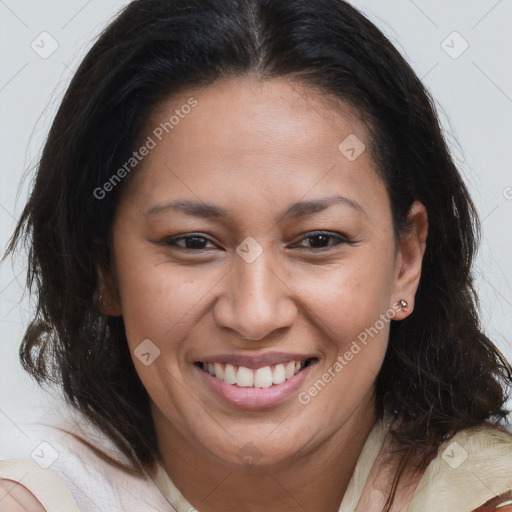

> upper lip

[{"left": 196, "top": 352, "right": 318, "bottom": 369}]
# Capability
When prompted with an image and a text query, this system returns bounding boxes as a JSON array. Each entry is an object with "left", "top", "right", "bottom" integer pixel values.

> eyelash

[{"left": 162, "top": 231, "right": 351, "bottom": 252}]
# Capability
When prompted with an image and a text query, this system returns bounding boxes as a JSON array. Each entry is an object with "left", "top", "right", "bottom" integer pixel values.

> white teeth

[
  {"left": 224, "top": 363, "right": 237, "bottom": 384},
  {"left": 202, "top": 359, "right": 310, "bottom": 388},
  {"left": 236, "top": 366, "right": 254, "bottom": 387},
  {"left": 214, "top": 362, "right": 224, "bottom": 381},
  {"left": 254, "top": 366, "right": 273, "bottom": 388},
  {"left": 272, "top": 363, "right": 286, "bottom": 385},
  {"left": 285, "top": 361, "right": 295, "bottom": 379}
]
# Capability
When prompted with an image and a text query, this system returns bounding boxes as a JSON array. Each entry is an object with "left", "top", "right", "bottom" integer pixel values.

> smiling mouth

[{"left": 195, "top": 358, "right": 318, "bottom": 388}]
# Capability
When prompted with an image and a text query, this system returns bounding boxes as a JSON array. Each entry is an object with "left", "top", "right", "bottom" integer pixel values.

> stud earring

[{"left": 398, "top": 299, "right": 408, "bottom": 309}]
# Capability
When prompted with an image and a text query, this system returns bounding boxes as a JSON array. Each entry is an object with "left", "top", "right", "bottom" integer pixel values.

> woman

[{"left": 1, "top": 0, "right": 511, "bottom": 510}]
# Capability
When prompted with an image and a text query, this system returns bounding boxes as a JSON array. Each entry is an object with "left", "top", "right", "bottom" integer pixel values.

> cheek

[
  {"left": 289, "top": 251, "right": 394, "bottom": 407},
  {"left": 113, "top": 234, "right": 221, "bottom": 345},
  {"left": 295, "top": 252, "right": 396, "bottom": 347},
  {"left": 293, "top": 272, "right": 391, "bottom": 433}
]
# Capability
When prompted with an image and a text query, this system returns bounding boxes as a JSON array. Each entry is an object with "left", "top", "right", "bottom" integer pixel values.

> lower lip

[{"left": 195, "top": 363, "right": 316, "bottom": 409}]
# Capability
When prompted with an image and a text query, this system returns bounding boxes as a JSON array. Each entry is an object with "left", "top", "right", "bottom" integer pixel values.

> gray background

[{"left": 1, "top": 0, "right": 511, "bottom": 455}]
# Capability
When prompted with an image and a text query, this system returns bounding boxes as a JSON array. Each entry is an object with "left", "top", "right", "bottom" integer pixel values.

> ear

[
  {"left": 390, "top": 200, "right": 428, "bottom": 320},
  {"left": 93, "top": 241, "right": 122, "bottom": 317}
]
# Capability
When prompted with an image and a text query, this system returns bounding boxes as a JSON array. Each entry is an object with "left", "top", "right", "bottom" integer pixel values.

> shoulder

[
  {"left": 409, "top": 422, "right": 512, "bottom": 511},
  {"left": 1, "top": 407, "right": 174, "bottom": 512},
  {"left": 0, "top": 458, "right": 79, "bottom": 512}
]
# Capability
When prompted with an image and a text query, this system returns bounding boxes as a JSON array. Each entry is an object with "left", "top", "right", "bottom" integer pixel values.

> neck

[{"left": 152, "top": 396, "right": 377, "bottom": 512}]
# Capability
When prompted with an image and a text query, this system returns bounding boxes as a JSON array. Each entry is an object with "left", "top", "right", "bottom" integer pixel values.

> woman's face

[{"left": 106, "top": 76, "right": 426, "bottom": 466}]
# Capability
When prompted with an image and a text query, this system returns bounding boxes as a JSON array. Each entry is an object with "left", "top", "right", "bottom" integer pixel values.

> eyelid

[{"left": 162, "top": 233, "right": 219, "bottom": 250}]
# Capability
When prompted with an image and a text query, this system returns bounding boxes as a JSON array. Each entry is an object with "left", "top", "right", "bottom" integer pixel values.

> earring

[{"left": 399, "top": 299, "right": 408, "bottom": 309}]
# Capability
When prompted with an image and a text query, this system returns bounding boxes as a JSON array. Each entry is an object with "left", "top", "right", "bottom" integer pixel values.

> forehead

[
  {"left": 120, "top": 76, "right": 388, "bottom": 222},
  {"left": 146, "top": 76, "right": 370, "bottom": 162}
]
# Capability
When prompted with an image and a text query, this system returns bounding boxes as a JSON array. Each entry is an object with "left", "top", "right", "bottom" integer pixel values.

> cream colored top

[{"left": 1, "top": 414, "right": 511, "bottom": 512}]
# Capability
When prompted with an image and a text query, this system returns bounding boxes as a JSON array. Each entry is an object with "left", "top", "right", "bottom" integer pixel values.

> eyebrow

[{"left": 144, "top": 195, "right": 364, "bottom": 220}]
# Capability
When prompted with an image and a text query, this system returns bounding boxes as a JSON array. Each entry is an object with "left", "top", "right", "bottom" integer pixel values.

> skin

[
  {"left": 0, "top": 480, "right": 46, "bottom": 512},
  {"left": 100, "top": 76, "right": 428, "bottom": 512}
]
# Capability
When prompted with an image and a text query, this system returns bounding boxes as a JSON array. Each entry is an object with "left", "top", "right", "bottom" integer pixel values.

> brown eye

[
  {"left": 294, "top": 231, "right": 350, "bottom": 251},
  {"left": 164, "top": 234, "right": 217, "bottom": 250}
]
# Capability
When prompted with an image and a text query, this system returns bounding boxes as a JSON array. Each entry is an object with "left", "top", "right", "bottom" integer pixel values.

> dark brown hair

[{"left": 6, "top": 0, "right": 511, "bottom": 508}]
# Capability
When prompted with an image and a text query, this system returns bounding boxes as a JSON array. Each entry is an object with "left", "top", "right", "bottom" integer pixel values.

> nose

[{"left": 212, "top": 249, "right": 297, "bottom": 342}]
